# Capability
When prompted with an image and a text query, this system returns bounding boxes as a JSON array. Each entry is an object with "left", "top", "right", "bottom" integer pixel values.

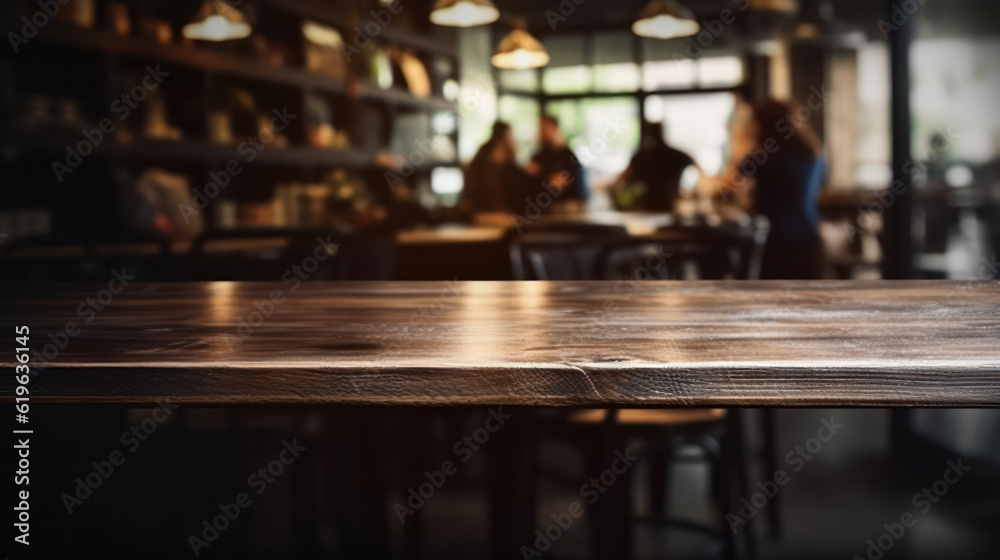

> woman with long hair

[{"left": 726, "top": 98, "right": 826, "bottom": 279}]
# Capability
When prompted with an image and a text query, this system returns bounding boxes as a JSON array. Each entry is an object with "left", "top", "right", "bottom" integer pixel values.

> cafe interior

[{"left": 2, "top": 0, "right": 1000, "bottom": 558}]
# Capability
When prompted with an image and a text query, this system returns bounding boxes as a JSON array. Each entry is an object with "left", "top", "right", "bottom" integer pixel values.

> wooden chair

[
  {"left": 531, "top": 408, "right": 754, "bottom": 559},
  {"left": 508, "top": 217, "right": 770, "bottom": 282},
  {"left": 595, "top": 217, "right": 771, "bottom": 281},
  {"left": 505, "top": 219, "right": 772, "bottom": 558},
  {"left": 507, "top": 223, "right": 630, "bottom": 281}
]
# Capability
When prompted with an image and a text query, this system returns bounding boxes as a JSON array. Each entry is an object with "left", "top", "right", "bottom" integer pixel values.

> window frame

[{"left": 493, "top": 28, "right": 750, "bottom": 126}]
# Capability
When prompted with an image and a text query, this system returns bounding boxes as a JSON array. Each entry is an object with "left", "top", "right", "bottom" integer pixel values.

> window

[
  {"left": 644, "top": 93, "right": 737, "bottom": 175},
  {"left": 543, "top": 66, "right": 592, "bottom": 94},
  {"left": 457, "top": 26, "right": 498, "bottom": 162},
  {"left": 855, "top": 42, "right": 891, "bottom": 189},
  {"left": 461, "top": 28, "right": 747, "bottom": 184},
  {"left": 643, "top": 59, "right": 697, "bottom": 90},
  {"left": 698, "top": 56, "right": 744, "bottom": 87},
  {"left": 911, "top": 38, "right": 1000, "bottom": 164},
  {"left": 544, "top": 97, "right": 640, "bottom": 185},
  {"left": 643, "top": 56, "right": 743, "bottom": 90},
  {"left": 593, "top": 32, "right": 640, "bottom": 93},
  {"left": 542, "top": 35, "right": 590, "bottom": 95},
  {"left": 499, "top": 95, "right": 540, "bottom": 163},
  {"left": 593, "top": 63, "right": 641, "bottom": 93},
  {"left": 499, "top": 69, "right": 539, "bottom": 93},
  {"left": 431, "top": 167, "right": 464, "bottom": 200}
]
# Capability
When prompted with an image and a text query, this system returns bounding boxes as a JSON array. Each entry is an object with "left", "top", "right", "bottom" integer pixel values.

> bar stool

[
  {"left": 531, "top": 408, "right": 755, "bottom": 559},
  {"left": 506, "top": 218, "right": 774, "bottom": 558}
]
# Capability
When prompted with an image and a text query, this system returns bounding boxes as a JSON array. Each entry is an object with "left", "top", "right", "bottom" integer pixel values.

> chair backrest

[
  {"left": 507, "top": 223, "right": 630, "bottom": 280},
  {"left": 507, "top": 217, "right": 770, "bottom": 281},
  {"left": 597, "top": 217, "right": 769, "bottom": 280}
]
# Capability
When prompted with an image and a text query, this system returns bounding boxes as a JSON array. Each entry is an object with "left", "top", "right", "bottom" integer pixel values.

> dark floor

[
  {"left": 24, "top": 406, "right": 1000, "bottom": 559},
  {"left": 415, "top": 409, "right": 1000, "bottom": 559}
]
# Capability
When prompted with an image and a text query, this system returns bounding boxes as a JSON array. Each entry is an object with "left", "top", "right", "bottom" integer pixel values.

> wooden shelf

[
  {"left": 39, "top": 24, "right": 456, "bottom": 113},
  {"left": 4, "top": 129, "right": 464, "bottom": 173},
  {"left": 4, "top": 131, "right": 377, "bottom": 168},
  {"left": 43, "top": 24, "right": 346, "bottom": 94},
  {"left": 258, "top": 0, "right": 460, "bottom": 59},
  {"left": 118, "top": 141, "right": 379, "bottom": 168},
  {"left": 12, "top": 14, "right": 462, "bottom": 222},
  {"left": 359, "top": 85, "right": 455, "bottom": 111}
]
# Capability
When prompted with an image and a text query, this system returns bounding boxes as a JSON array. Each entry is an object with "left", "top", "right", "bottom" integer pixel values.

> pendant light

[
  {"left": 430, "top": 0, "right": 500, "bottom": 27},
  {"left": 632, "top": 0, "right": 700, "bottom": 40},
  {"left": 182, "top": 0, "right": 252, "bottom": 42},
  {"left": 491, "top": 19, "right": 549, "bottom": 70}
]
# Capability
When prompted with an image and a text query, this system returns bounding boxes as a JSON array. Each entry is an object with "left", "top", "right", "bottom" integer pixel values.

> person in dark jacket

[
  {"left": 461, "top": 121, "right": 534, "bottom": 213},
  {"left": 530, "top": 114, "right": 588, "bottom": 203},
  {"left": 727, "top": 99, "right": 826, "bottom": 279},
  {"left": 616, "top": 121, "right": 697, "bottom": 211}
]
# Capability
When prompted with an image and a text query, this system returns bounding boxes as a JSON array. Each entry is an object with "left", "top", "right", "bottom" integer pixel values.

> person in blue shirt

[{"left": 727, "top": 99, "right": 826, "bottom": 279}]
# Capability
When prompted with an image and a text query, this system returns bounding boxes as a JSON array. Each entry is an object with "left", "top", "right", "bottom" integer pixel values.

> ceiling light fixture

[
  {"left": 182, "top": 1, "right": 252, "bottom": 42},
  {"left": 632, "top": 0, "right": 700, "bottom": 40},
  {"left": 430, "top": 0, "right": 500, "bottom": 28},
  {"left": 491, "top": 20, "right": 549, "bottom": 70}
]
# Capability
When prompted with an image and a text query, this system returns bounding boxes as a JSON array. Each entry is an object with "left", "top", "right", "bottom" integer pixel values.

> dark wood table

[{"left": 3, "top": 281, "right": 999, "bottom": 406}]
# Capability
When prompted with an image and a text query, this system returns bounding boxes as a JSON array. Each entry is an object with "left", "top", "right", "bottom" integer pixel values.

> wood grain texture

[{"left": 2, "top": 281, "right": 999, "bottom": 407}]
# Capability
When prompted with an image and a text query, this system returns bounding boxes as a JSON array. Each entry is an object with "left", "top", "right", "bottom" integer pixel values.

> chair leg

[
  {"left": 648, "top": 445, "right": 670, "bottom": 517},
  {"left": 338, "top": 408, "right": 394, "bottom": 559},
  {"left": 590, "top": 414, "right": 634, "bottom": 560},
  {"left": 729, "top": 411, "right": 756, "bottom": 560},
  {"left": 707, "top": 434, "right": 737, "bottom": 560},
  {"left": 395, "top": 410, "right": 425, "bottom": 560},
  {"left": 488, "top": 410, "right": 535, "bottom": 560},
  {"left": 761, "top": 409, "right": 781, "bottom": 540}
]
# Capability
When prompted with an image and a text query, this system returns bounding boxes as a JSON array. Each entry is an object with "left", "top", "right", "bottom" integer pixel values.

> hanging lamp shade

[
  {"left": 182, "top": 1, "right": 252, "bottom": 42},
  {"left": 491, "top": 22, "right": 549, "bottom": 70},
  {"left": 632, "top": 0, "right": 700, "bottom": 40},
  {"left": 430, "top": 0, "right": 500, "bottom": 27}
]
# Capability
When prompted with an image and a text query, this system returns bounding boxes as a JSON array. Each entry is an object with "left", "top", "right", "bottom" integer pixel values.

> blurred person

[
  {"left": 725, "top": 98, "right": 826, "bottom": 279},
  {"left": 530, "top": 114, "right": 588, "bottom": 204},
  {"left": 127, "top": 168, "right": 203, "bottom": 241},
  {"left": 613, "top": 121, "right": 698, "bottom": 211},
  {"left": 461, "top": 121, "right": 534, "bottom": 213}
]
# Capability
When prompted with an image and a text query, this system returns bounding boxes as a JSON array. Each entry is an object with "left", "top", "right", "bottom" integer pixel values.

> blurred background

[
  {"left": 2, "top": 0, "right": 999, "bottom": 558},
  {"left": 1, "top": 0, "right": 998, "bottom": 283}
]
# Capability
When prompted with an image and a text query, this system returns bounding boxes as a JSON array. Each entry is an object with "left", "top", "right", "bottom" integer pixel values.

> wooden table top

[{"left": 3, "top": 281, "right": 999, "bottom": 407}]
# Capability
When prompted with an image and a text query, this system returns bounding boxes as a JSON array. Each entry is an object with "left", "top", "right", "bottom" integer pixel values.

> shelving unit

[
  {"left": 2, "top": 0, "right": 461, "bottom": 233},
  {"left": 26, "top": 23, "right": 458, "bottom": 114},
  {"left": 7, "top": 128, "right": 456, "bottom": 169},
  {"left": 257, "top": 0, "right": 460, "bottom": 60}
]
